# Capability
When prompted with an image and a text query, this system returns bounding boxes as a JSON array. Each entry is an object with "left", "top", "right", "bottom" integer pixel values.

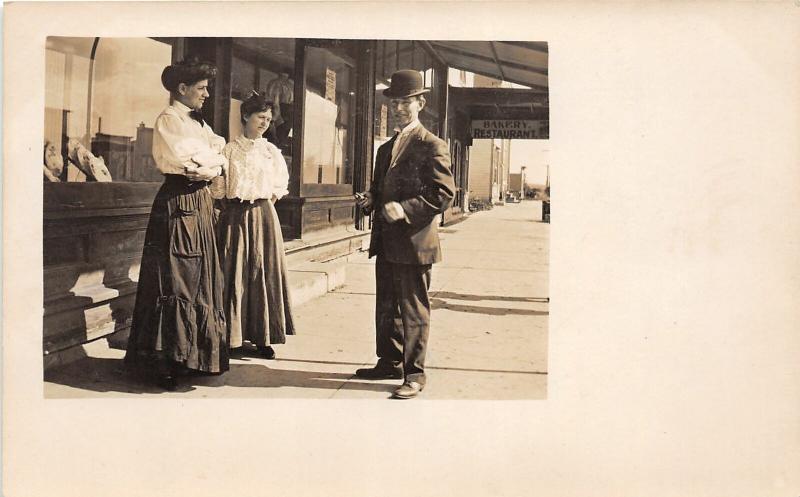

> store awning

[
  {"left": 447, "top": 87, "right": 549, "bottom": 141},
  {"left": 424, "top": 41, "right": 548, "bottom": 91},
  {"left": 424, "top": 41, "right": 549, "bottom": 140}
]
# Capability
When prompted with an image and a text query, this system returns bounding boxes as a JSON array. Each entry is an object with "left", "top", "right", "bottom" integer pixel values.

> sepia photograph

[
  {"left": 41, "top": 36, "right": 550, "bottom": 399},
  {"left": 5, "top": 2, "right": 800, "bottom": 497}
]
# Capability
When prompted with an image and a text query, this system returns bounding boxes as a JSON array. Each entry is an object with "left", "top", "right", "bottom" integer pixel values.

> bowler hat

[{"left": 383, "top": 69, "right": 430, "bottom": 98}]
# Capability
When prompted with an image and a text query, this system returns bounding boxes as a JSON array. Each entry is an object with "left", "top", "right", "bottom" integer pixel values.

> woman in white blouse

[
  {"left": 125, "top": 59, "right": 229, "bottom": 390},
  {"left": 211, "top": 93, "right": 295, "bottom": 359}
]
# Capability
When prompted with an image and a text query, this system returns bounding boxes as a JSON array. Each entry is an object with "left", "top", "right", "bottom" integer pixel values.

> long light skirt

[{"left": 217, "top": 198, "right": 296, "bottom": 347}]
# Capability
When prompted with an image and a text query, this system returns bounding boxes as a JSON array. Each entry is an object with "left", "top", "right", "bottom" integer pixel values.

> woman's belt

[
  {"left": 163, "top": 174, "right": 211, "bottom": 192},
  {"left": 221, "top": 197, "right": 267, "bottom": 204}
]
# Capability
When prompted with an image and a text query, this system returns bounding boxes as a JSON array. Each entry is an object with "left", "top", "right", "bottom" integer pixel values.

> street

[{"left": 44, "top": 200, "right": 549, "bottom": 399}]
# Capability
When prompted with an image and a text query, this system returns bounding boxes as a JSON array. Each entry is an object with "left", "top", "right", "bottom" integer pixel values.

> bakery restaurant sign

[{"left": 471, "top": 120, "right": 540, "bottom": 139}]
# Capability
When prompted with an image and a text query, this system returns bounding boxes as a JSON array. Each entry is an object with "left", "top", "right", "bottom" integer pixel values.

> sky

[{"left": 510, "top": 139, "right": 549, "bottom": 185}]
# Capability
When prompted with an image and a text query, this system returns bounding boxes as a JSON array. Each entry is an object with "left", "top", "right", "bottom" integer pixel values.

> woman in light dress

[{"left": 211, "top": 93, "right": 295, "bottom": 359}]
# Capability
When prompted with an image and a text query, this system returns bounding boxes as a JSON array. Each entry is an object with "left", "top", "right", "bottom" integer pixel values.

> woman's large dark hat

[
  {"left": 383, "top": 69, "right": 430, "bottom": 98},
  {"left": 161, "top": 58, "right": 217, "bottom": 92}
]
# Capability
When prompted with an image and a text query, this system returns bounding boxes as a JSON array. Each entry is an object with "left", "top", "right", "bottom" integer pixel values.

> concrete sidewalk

[{"left": 44, "top": 200, "right": 549, "bottom": 400}]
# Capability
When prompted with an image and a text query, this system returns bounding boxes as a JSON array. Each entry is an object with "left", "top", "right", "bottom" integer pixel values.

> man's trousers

[{"left": 374, "top": 255, "right": 432, "bottom": 384}]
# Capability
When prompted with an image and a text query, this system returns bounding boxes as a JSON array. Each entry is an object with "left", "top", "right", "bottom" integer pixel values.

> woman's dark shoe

[
  {"left": 257, "top": 346, "right": 276, "bottom": 360},
  {"left": 157, "top": 375, "right": 178, "bottom": 391}
]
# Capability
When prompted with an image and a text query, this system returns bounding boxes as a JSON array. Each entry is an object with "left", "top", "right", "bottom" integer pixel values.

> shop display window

[
  {"left": 301, "top": 42, "right": 357, "bottom": 187},
  {"left": 44, "top": 37, "right": 174, "bottom": 183},
  {"left": 229, "top": 38, "right": 296, "bottom": 156}
]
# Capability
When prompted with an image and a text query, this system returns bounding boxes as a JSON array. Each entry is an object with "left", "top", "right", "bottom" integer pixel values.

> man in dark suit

[{"left": 355, "top": 69, "right": 455, "bottom": 399}]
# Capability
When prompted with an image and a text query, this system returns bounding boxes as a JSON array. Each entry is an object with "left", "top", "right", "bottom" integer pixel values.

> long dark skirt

[
  {"left": 216, "top": 198, "right": 295, "bottom": 348},
  {"left": 125, "top": 175, "right": 228, "bottom": 374}
]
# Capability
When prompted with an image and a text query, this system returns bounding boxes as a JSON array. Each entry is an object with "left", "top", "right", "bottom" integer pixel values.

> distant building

[
  {"left": 508, "top": 172, "right": 524, "bottom": 197},
  {"left": 466, "top": 74, "right": 514, "bottom": 204},
  {"left": 131, "top": 123, "right": 161, "bottom": 182}
]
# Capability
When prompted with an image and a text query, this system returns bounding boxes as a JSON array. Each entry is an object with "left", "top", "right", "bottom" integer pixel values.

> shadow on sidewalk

[
  {"left": 430, "top": 298, "right": 548, "bottom": 316},
  {"left": 221, "top": 364, "right": 394, "bottom": 393},
  {"left": 44, "top": 357, "right": 396, "bottom": 395},
  {"left": 278, "top": 358, "right": 546, "bottom": 375},
  {"left": 432, "top": 291, "right": 548, "bottom": 303}
]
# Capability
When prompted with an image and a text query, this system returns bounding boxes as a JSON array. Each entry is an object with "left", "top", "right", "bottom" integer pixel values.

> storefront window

[
  {"left": 301, "top": 43, "right": 356, "bottom": 186},
  {"left": 413, "top": 43, "right": 439, "bottom": 134},
  {"left": 229, "top": 39, "right": 296, "bottom": 156},
  {"left": 44, "top": 37, "right": 174, "bottom": 183},
  {"left": 231, "top": 56, "right": 257, "bottom": 98},
  {"left": 373, "top": 40, "right": 442, "bottom": 161}
]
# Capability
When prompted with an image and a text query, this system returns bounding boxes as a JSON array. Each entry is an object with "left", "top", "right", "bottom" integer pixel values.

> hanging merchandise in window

[
  {"left": 265, "top": 72, "right": 294, "bottom": 152},
  {"left": 229, "top": 39, "right": 296, "bottom": 156},
  {"left": 43, "top": 140, "right": 64, "bottom": 182},
  {"left": 44, "top": 36, "right": 173, "bottom": 183}
]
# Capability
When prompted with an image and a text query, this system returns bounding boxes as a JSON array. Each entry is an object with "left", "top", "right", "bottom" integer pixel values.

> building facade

[
  {"left": 464, "top": 75, "right": 513, "bottom": 204},
  {"left": 508, "top": 172, "right": 525, "bottom": 198}
]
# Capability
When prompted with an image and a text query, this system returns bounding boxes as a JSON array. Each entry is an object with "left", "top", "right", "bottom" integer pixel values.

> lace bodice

[{"left": 210, "top": 135, "right": 289, "bottom": 202}]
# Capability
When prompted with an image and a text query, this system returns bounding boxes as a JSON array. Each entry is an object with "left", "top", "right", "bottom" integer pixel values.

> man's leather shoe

[
  {"left": 392, "top": 381, "right": 424, "bottom": 399},
  {"left": 355, "top": 364, "right": 403, "bottom": 380}
]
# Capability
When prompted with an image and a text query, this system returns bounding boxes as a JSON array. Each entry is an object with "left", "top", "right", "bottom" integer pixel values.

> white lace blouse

[
  {"left": 210, "top": 135, "right": 290, "bottom": 202},
  {"left": 152, "top": 101, "right": 227, "bottom": 175}
]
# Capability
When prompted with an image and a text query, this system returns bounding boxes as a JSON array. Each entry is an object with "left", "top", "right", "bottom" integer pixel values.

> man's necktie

[{"left": 390, "top": 132, "right": 406, "bottom": 168}]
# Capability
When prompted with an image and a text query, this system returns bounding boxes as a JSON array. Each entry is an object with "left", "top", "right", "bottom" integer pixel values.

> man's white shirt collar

[{"left": 394, "top": 119, "right": 421, "bottom": 136}]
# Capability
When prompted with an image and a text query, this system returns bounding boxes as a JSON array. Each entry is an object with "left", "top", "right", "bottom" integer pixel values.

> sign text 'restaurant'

[{"left": 471, "top": 120, "right": 540, "bottom": 139}]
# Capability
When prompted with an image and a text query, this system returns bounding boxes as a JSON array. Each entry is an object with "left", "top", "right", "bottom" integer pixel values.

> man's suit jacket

[{"left": 368, "top": 124, "right": 455, "bottom": 265}]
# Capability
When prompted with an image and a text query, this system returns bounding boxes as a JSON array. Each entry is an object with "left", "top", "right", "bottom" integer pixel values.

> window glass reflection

[
  {"left": 372, "top": 40, "right": 441, "bottom": 164},
  {"left": 230, "top": 39, "right": 296, "bottom": 156},
  {"left": 302, "top": 44, "right": 355, "bottom": 186},
  {"left": 44, "top": 37, "right": 172, "bottom": 182}
]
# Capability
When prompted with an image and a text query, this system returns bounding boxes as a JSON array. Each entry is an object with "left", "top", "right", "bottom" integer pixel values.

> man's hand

[
  {"left": 355, "top": 191, "right": 374, "bottom": 212},
  {"left": 382, "top": 201, "right": 407, "bottom": 223},
  {"left": 185, "top": 163, "right": 221, "bottom": 182}
]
